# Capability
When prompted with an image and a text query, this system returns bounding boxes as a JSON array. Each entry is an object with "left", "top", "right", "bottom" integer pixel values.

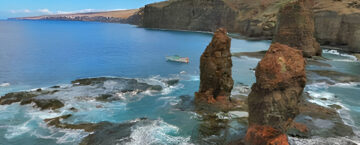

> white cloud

[
  {"left": 10, "top": 9, "right": 31, "bottom": 14},
  {"left": 56, "top": 9, "right": 100, "bottom": 14},
  {"left": 9, "top": 8, "right": 125, "bottom": 15},
  {"left": 37, "top": 9, "right": 52, "bottom": 14}
]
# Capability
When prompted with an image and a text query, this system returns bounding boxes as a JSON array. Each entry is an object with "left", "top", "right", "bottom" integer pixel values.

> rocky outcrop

[
  {"left": 246, "top": 43, "right": 306, "bottom": 144},
  {"left": 14, "top": 0, "right": 360, "bottom": 52},
  {"left": 273, "top": 0, "right": 321, "bottom": 57},
  {"left": 195, "top": 28, "right": 233, "bottom": 109},
  {"left": 140, "top": 0, "right": 360, "bottom": 52},
  {"left": 143, "top": 0, "right": 238, "bottom": 33},
  {"left": 0, "top": 90, "right": 64, "bottom": 110},
  {"left": 314, "top": 11, "right": 360, "bottom": 52},
  {"left": 142, "top": 0, "right": 277, "bottom": 39}
]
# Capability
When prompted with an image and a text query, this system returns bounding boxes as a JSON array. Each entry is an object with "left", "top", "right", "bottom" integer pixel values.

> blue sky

[{"left": 0, "top": 0, "right": 164, "bottom": 19}]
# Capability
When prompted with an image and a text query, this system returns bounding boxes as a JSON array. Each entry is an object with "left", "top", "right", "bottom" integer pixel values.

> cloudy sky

[{"left": 0, "top": 0, "right": 164, "bottom": 19}]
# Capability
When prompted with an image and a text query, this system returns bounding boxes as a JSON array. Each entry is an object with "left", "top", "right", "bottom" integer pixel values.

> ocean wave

[
  {"left": 233, "top": 56, "right": 261, "bottom": 61},
  {"left": 4, "top": 119, "right": 32, "bottom": 139},
  {"left": 323, "top": 49, "right": 358, "bottom": 62},
  {"left": 126, "top": 119, "right": 193, "bottom": 145},
  {"left": 31, "top": 126, "right": 89, "bottom": 144},
  {"left": 0, "top": 83, "right": 10, "bottom": 87},
  {"left": 289, "top": 136, "right": 360, "bottom": 145},
  {"left": 306, "top": 82, "right": 360, "bottom": 137}
]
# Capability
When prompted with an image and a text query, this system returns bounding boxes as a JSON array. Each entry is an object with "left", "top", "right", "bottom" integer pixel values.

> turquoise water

[{"left": 0, "top": 20, "right": 359, "bottom": 144}]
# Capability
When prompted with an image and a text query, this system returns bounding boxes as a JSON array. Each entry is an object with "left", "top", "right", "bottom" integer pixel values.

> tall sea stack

[
  {"left": 195, "top": 28, "right": 233, "bottom": 109},
  {"left": 273, "top": 0, "right": 321, "bottom": 57},
  {"left": 245, "top": 43, "right": 306, "bottom": 145}
]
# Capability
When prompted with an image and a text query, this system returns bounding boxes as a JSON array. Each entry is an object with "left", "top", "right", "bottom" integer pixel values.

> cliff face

[
  {"left": 246, "top": 43, "right": 306, "bottom": 144},
  {"left": 143, "top": 0, "right": 238, "bottom": 32},
  {"left": 195, "top": 28, "right": 233, "bottom": 107},
  {"left": 273, "top": 0, "right": 321, "bottom": 57},
  {"left": 141, "top": 0, "right": 360, "bottom": 52},
  {"left": 14, "top": 9, "right": 143, "bottom": 25},
  {"left": 314, "top": 12, "right": 360, "bottom": 52}
]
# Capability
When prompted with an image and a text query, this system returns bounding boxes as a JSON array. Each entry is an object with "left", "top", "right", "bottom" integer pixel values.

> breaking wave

[
  {"left": 126, "top": 119, "right": 193, "bottom": 145},
  {"left": 323, "top": 49, "right": 358, "bottom": 62}
]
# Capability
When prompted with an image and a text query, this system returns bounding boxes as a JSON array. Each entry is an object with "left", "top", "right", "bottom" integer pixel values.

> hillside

[
  {"left": 141, "top": 0, "right": 360, "bottom": 52},
  {"left": 14, "top": 9, "right": 142, "bottom": 24}
]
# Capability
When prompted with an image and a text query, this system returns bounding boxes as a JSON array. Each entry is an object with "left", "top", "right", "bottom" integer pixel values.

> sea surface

[{"left": 0, "top": 20, "right": 359, "bottom": 145}]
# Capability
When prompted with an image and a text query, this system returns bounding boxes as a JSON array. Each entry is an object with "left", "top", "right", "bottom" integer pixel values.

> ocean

[{"left": 0, "top": 20, "right": 359, "bottom": 145}]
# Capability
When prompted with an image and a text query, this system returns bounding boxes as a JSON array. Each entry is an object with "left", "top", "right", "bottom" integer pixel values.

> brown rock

[
  {"left": 247, "top": 43, "right": 306, "bottom": 133},
  {"left": 273, "top": 0, "right": 321, "bottom": 57},
  {"left": 245, "top": 125, "right": 289, "bottom": 145},
  {"left": 195, "top": 28, "right": 233, "bottom": 107}
]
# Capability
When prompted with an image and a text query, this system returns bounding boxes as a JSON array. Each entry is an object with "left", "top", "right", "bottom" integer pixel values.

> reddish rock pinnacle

[
  {"left": 245, "top": 43, "right": 306, "bottom": 145},
  {"left": 195, "top": 28, "right": 233, "bottom": 108}
]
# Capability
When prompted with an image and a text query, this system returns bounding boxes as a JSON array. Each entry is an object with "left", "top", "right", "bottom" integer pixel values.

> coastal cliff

[
  {"left": 13, "top": 9, "right": 143, "bottom": 25},
  {"left": 14, "top": 0, "right": 360, "bottom": 52},
  {"left": 141, "top": 0, "right": 360, "bottom": 52}
]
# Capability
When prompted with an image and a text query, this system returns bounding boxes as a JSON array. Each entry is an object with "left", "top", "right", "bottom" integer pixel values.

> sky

[{"left": 0, "top": 0, "right": 164, "bottom": 19}]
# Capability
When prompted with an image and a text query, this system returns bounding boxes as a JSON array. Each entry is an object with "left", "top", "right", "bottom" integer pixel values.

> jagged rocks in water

[
  {"left": 0, "top": 90, "right": 64, "bottom": 110},
  {"left": 195, "top": 28, "right": 233, "bottom": 109},
  {"left": 72, "top": 77, "right": 163, "bottom": 94},
  {"left": 246, "top": 43, "right": 306, "bottom": 144},
  {"left": 21, "top": 98, "right": 64, "bottom": 110},
  {"left": 273, "top": 0, "right": 321, "bottom": 57}
]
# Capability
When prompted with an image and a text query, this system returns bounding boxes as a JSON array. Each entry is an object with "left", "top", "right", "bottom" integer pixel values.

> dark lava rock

[
  {"left": 164, "top": 79, "right": 179, "bottom": 86},
  {"left": 0, "top": 90, "right": 63, "bottom": 110},
  {"left": 0, "top": 92, "right": 38, "bottom": 105},
  {"left": 50, "top": 85, "right": 61, "bottom": 89},
  {"left": 195, "top": 28, "right": 233, "bottom": 109},
  {"left": 21, "top": 98, "right": 64, "bottom": 110},
  {"left": 44, "top": 115, "right": 154, "bottom": 145},
  {"left": 69, "top": 107, "right": 78, "bottom": 112},
  {"left": 80, "top": 118, "right": 150, "bottom": 145},
  {"left": 72, "top": 77, "right": 163, "bottom": 92},
  {"left": 45, "top": 114, "right": 106, "bottom": 132},
  {"left": 174, "top": 95, "right": 195, "bottom": 111},
  {"left": 95, "top": 94, "right": 113, "bottom": 102},
  {"left": 273, "top": 0, "right": 321, "bottom": 57}
]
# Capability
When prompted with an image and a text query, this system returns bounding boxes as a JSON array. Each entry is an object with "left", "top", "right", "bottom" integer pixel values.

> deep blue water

[
  {"left": 0, "top": 20, "right": 271, "bottom": 145},
  {"left": 0, "top": 20, "right": 269, "bottom": 95},
  {"left": 0, "top": 20, "right": 359, "bottom": 145}
]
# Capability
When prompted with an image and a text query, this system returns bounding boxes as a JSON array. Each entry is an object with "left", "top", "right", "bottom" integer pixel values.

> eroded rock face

[
  {"left": 245, "top": 125, "right": 289, "bottom": 145},
  {"left": 273, "top": 0, "right": 321, "bottom": 57},
  {"left": 195, "top": 28, "right": 233, "bottom": 106},
  {"left": 246, "top": 43, "right": 306, "bottom": 144}
]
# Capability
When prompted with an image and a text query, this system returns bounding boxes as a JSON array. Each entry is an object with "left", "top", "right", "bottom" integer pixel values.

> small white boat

[{"left": 166, "top": 55, "right": 189, "bottom": 63}]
